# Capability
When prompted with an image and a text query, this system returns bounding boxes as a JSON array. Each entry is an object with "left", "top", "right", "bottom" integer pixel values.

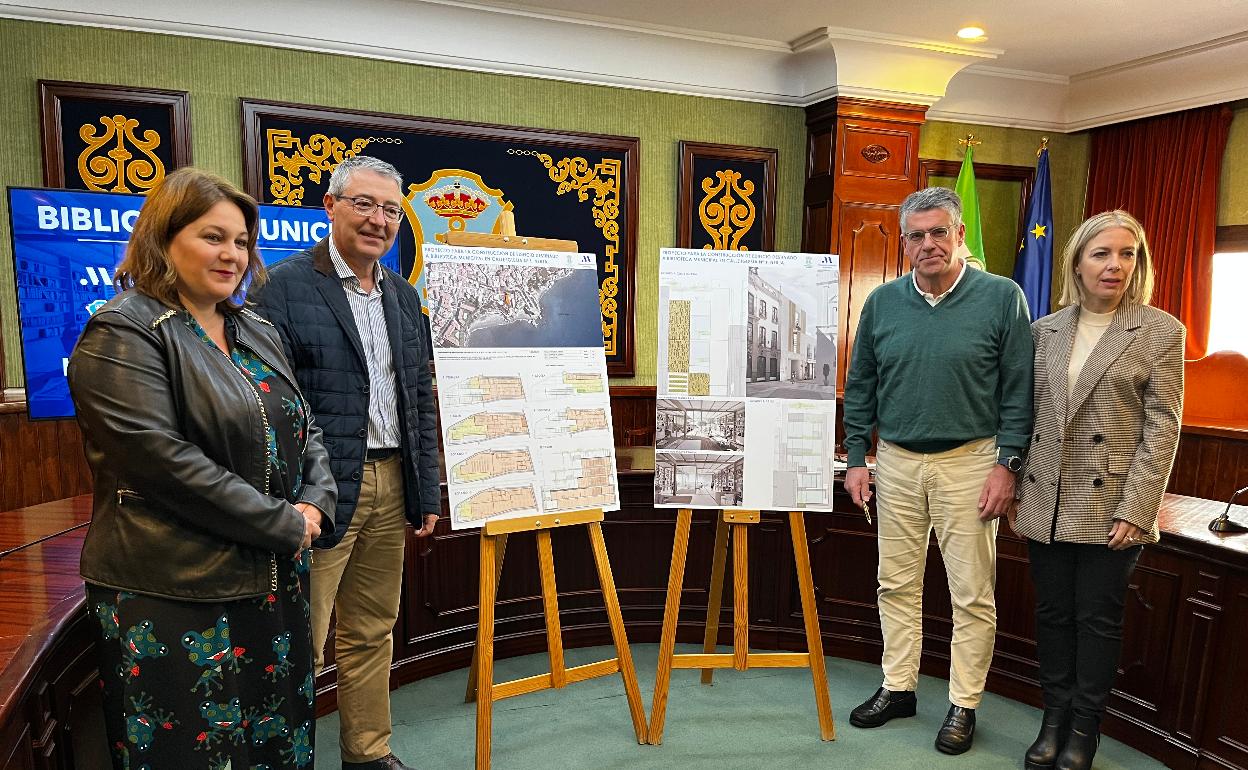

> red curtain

[{"left": 1085, "top": 104, "right": 1233, "bottom": 360}]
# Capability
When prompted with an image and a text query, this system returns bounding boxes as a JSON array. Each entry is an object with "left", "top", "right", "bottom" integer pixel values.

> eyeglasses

[
  {"left": 902, "top": 226, "right": 953, "bottom": 245},
  {"left": 335, "top": 195, "right": 403, "bottom": 223}
]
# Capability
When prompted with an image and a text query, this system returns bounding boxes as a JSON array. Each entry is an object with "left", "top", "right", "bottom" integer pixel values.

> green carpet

[{"left": 314, "top": 644, "right": 1163, "bottom": 769}]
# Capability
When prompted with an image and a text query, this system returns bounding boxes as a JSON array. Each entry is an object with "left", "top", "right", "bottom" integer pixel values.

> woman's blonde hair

[
  {"left": 1057, "top": 209, "right": 1154, "bottom": 308},
  {"left": 114, "top": 167, "right": 265, "bottom": 312}
]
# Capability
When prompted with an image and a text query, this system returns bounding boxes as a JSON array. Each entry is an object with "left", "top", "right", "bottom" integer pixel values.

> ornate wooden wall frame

[
  {"left": 917, "top": 158, "right": 1035, "bottom": 256},
  {"left": 677, "top": 141, "right": 777, "bottom": 251},
  {"left": 38, "top": 80, "right": 192, "bottom": 193},
  {"left": 240, "top": 99, "right": 639, "bottom": 376}
]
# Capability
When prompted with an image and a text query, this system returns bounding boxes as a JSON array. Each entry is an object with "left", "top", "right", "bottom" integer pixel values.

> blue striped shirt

[{"left": 328, "top": 237, "right": 402, "bottom": 450}]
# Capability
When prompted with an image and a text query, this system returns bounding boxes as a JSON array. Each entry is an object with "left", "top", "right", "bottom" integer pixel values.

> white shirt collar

[
  {"left": 327, "top": 230, "right": 384, "bottom": 286},
  {"left": 913, "top": 258, "right": 968, "bottom": 306}
]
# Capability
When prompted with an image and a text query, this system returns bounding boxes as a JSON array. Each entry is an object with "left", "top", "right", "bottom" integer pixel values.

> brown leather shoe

[{"left": 935, "top": 705, "right": 976, "bottom": 754}]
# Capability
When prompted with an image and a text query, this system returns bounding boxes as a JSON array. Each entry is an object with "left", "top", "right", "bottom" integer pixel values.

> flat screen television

[{"left": 8, "top": 186, "right": 400, "bottom": 420}]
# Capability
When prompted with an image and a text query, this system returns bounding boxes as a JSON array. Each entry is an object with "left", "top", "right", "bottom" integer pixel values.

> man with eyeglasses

[
  {"left": 842, "top": 186, "right": 1033, "bottom": 756},
  {"left": 252, "top": 155, "right": 439, "bottom": 770}
]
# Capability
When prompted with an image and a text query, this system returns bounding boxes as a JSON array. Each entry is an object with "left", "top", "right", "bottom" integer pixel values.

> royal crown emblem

[{"left": 425, "top": 180, "right": 489, "bottom": 221}]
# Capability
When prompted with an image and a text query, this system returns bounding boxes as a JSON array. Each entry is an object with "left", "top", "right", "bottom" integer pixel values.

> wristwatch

[{"left": 998, "top": 455, "right": 1024, "bottom": 473}]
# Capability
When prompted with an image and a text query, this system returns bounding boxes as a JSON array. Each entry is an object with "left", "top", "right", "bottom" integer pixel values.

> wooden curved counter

[
  {"left": 0, "top": 496, "right": 103, "bottom": 769},
  {"left": 4, "top": 479, "right": 1247, "bottom": 769}
]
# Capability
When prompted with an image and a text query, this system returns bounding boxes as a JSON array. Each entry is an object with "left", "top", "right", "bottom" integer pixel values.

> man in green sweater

[{"left": 842, "top": 186, "right": 1033, "bottom": 755}]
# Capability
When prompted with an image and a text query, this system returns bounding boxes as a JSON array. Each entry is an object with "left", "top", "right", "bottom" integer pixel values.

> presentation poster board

[
  {"left": 654, "top": 248, "right": 840, "bottom": 511},
  {"left": 8, "top": 186, "right": 399, "bottom": 420},
  {"left": 424, "top": 244, "right": 620, "bottom": 530}
]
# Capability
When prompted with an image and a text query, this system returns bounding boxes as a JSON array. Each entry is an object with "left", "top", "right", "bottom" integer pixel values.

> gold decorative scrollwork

[
  {"left": 77, "top": 114, "right": 165, "bottom": 193},
  {"left": 509, "top": 148, "right": 622, "bottom": 357},
  {"left": 265, "top": 130, "right": 400, "bottom": 206},
  {"left": 697, "top": 169, "right": 756, "bottom": 250}
]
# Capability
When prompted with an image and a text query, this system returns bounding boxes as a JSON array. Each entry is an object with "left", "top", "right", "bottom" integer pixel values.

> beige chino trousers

[
  {"left": 873, "top": 437, "right": 999, "bottom": 709},
  {"left": 310, "top": 454, "right": 407, "bottom": 764}
]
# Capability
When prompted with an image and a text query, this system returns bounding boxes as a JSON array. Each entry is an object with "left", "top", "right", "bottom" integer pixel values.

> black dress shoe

[
  {"left": 1025, "top": 707, "right": 1069, "bottom": 769},
  {"left": 343, "top": 754, "right": 415, "bottom": 770},
  {"left": 1055, "top": 718, "right": 1099, "bottom": 770},
  {"left": 935, "top": 705, "right": 976, "bottom": 754},
  {"left": 849, "top": 687, "right": 917, "bottom": 728}
]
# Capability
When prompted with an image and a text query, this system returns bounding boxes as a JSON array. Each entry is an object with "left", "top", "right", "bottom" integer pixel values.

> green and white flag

[{"left": 954, "top": 146, "right": 985, "bottom": 269}]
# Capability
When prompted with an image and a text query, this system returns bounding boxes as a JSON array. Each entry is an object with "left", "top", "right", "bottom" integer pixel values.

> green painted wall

[
  {"left": 1218, "top": 102, "right": 1248, "bottom": 226},
  {"left": 0, "top": 18, "right": 807, "bottom": 388},
  {"left": 920, "top": 121, "right": 1091, "bottom": 315}
]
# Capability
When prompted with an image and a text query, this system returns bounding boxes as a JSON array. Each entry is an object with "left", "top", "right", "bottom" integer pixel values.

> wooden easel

[
  {"left": 647, "top": 508, "right": 835, "bottom": 745},
  {"left": 444, "top": 220, "right": 648, "bottom": 769}
]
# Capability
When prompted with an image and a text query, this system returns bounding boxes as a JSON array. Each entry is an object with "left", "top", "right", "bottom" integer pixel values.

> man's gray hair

[
  {"left": 326, "top": 155, "right": 404, "bottom": 197},
  {"left": 899, "top": 186, "right": 962, "bottom": 232}
]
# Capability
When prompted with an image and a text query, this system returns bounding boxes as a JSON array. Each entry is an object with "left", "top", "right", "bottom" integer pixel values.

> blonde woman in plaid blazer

[{"left": 1011, "top": 210, "right": 1184, "bottom": 770}]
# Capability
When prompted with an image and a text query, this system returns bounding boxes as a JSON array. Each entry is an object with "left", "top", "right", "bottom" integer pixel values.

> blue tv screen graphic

[{"left": 8, "top": 187, "right": 399, "bottom": 421}]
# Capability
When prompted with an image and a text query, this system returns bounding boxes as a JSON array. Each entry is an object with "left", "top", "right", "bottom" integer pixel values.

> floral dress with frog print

[{"left": 87, "top": 312, "right": 318, "bottom": 770}]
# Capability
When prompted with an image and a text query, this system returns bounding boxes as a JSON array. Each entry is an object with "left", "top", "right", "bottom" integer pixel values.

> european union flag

[{"left": 1014, "top": 147, "right": 1053, "bottom": 321}]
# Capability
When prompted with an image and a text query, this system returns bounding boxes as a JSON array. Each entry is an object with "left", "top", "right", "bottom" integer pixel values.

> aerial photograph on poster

[{"left": 425, "top": 256, "right": 602, "bottom": 349}]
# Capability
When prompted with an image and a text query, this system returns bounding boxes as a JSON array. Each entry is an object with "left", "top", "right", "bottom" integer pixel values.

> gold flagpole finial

[
  {"left": 958, "top": 134, "right": 982, "bottom": 149},
  {"left": 1037, "top": 137, "right": 1049, "bottom": 156}
]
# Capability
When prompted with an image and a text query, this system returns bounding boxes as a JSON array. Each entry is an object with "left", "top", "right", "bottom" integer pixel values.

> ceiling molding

[
  {"left": 1070, "top": 28, "right": 1248, "bottom": 82},
  {"left": 1063, "top": 85, "right": 1248, "bottom": 133},
  {"left": 789, "top": 25, "right": 1002, "bottom": 59},
  {"left": 960, "top": 64, "right": 1069, "bottom": 85},
  {"left": 419, "top": 0, "right": 794, "bottom": 53},
  {"left": 924, "top": 110, "right": 1067, "bottom": 133}
]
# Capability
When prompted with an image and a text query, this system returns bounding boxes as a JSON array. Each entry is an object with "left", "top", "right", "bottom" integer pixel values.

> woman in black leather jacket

[{"left": 68, "top": 168, "right": 337, "bottom": 769}]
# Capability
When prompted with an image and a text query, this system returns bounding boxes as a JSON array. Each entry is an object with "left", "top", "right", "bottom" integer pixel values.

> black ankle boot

[
  {"left": 1055, "top": 716, "right": 1100, "bottom": 770},
  {"left": 1025, "top": 707, "right": 1069, "bottom": 769}
]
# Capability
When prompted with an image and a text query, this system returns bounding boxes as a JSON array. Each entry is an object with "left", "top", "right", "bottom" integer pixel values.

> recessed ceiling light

[{"left": 957, "top": 26, "right": 986, "bottom": 40}]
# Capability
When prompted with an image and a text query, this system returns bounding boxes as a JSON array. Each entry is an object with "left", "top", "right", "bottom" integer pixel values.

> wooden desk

[{"left": 0, "top": 496, "right": 103, "bottom": 769}]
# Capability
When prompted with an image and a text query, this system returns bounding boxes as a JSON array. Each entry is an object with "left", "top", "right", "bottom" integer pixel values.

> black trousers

[{"left": 1027, "top": 539, "right": 1142, "bottom": 723}]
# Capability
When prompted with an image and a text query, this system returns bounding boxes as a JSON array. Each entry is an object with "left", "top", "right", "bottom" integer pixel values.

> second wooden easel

[
  {"left": 647, "top": 508, "right": 836, "bottom": 744},
  {"left": 444, "top": 221, "right": 648, "bottom": 770}
]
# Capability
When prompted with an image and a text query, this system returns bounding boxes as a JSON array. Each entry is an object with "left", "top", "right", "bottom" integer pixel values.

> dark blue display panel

[{"left": 8, "top": 187, "right": 398, "bottom": 420}]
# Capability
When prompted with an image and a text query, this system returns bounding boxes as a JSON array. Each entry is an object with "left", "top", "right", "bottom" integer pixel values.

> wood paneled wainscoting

[
  {"left": 1170, "top": 425, "right": 1248, "bottom": 503},
  {"left": 0, "top": 401, "right": 91, "bottom": 512}
]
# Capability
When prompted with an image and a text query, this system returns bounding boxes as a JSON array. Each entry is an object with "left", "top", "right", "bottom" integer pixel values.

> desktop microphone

[{"left": 1208, "top": 484, "right": 1248, "bottom": 534}]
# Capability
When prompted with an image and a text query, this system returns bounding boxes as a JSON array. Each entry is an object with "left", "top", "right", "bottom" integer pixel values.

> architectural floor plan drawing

[
  {"left": 541, "top": 452, "right": 617, "bottom": 512},
  {"left": 561, "top": 372, "right": 605, "bottom": 395},
  {"left": 426, "top": 245, "right": 620, "bottom": 529},
  {"left": 451, "top": 449, "right": 535, "bottom": 484},
  {"left": 445, "top": 375, "right": 526, "bottom": 406},
  {"left": 446, "top": 412, "right": 530, "bottom": 444},
  {"left": 742, "top": 400, "right": 837, "bottom": 509},
  {"left": 455, "top": 485, "right": 540, "bottom": 523},
  {"left": 532, "top": 407, "right": 610, "bottom": 438}
]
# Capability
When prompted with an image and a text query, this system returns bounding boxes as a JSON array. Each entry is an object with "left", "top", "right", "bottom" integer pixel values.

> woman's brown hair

[{"left": 114, "top": 167, "right": 266, "bottom": 312}]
